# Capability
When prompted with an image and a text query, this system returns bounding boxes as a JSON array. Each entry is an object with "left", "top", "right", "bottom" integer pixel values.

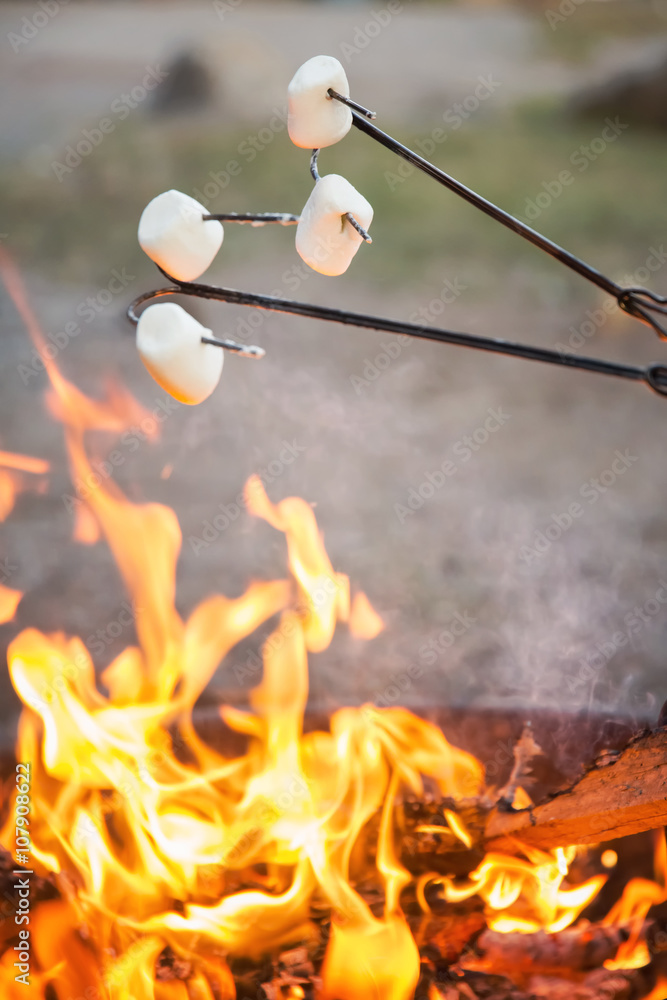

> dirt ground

[{"left": 1, "top": 0, "right": 666, "bottom": 754}]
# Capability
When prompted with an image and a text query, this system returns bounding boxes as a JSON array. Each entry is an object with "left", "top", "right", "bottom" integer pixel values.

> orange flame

[
  {"left": 421, "top": 844, "right": 606, "bottom": 934},
  {"left": 604, "top": 831, "right": 667, "bottom": 970},
  {"left": 0, "top": 450, "right": 49, "bottom": 523},
  {"left": 0, "top": 447, "right": 49, "bottom": 619},
  {"left": 0, "top": 259, "right": 427, "bottom": 995},
  {"left": 0, "top": 251, "right": 652, "bottom": 998},
  {"left": 644, "top": 977, "right": 667, "bottom": 1000},
  {"left": 0, "top": 452, "right": 49, "bottom": 476},
  {"left": 0, "top": 583, "right": 22, "bottom": 625}
]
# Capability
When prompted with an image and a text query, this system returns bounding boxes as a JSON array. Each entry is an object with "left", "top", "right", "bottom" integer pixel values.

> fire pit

[{"left": 0, "top": 251, "right": 666, "bottom": 1000}]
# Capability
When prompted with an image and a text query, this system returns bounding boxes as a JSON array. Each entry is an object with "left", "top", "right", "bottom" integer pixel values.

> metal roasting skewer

[
  {"left": 203, "top": 212, "right": 300, "bottom": 226},
  {"left": 127, "top": 273, "right": 667, "bottom": 398},
  {"left": 325, "top": 88, "right": 377, "bottom": 121},
  {"left": 127, "top": 283, "right": 265, "bottom": 358},
  {"left": 325, "top": 89, "right": 667, "bottom": 341},
  {"left": 128, "top": 83, "right": 667, "bottom": 400},
  {"left": 309, "top": 148, "right": 373, "bottom": 244},
  {"left": 200, "top": 336, "right": 265, "bottom": 358}
]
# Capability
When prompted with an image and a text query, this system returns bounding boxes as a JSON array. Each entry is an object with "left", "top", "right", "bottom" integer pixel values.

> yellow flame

[
  {"left": 0, "top": 449, "right": 49, "bottom": 523},
  {"left": 0, "top": 250, "right": 646, "bottom": 999},
  {"left": 0, "top": 582, "right": 22, "bottom": 624},
  {"left": 604, "top": 831, "right": 667, "bottom": 969},
  {"left": 643, "top": 976, "right": 667, "bottom": 1000},
  {"left": 426, "top": 846, "right": 606, "bottom": 934}
]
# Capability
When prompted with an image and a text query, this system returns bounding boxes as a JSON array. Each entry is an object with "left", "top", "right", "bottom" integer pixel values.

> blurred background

[{"left": 1, "top": 0, "right": 666, "bottom": 758}]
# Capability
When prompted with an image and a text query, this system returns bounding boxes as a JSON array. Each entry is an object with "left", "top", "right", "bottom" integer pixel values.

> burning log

[
  {"left": 0, "top": 844, "right": 662, "bottom": 1000},
  {"left": 429, "top": 968, "right": 656, "bottom": 1000},
  {"left": 411, "top": 905, "right": 488, "bottom": 967},
  {"left": 485, "top": 729, "right": 667, "bottom": 851},
  {"left": 400, "top": 796, "right": 488, "bottom": 875},
  {"left": 402, "top": 729, "right": 667, "bottom": 862},
  {"left": 469, "top": 923, "right": 643, "bottom": 975},
  {"left": 259, "top": 946, "right": 318, "bottom": 1000},
  {"left": 428, "top": 971, "right": 529, "bottom": 1000},
  {"left": 528, "top": 968, "right": 656, "bottom": 1000}
]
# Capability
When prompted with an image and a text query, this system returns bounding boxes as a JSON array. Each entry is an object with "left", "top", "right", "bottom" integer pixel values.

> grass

[
  {"left": 536, "top": 0, "right": 667, "bottom": 63},
  {"left": 1, "top": 99, "right": 665, "bottom": 305}
]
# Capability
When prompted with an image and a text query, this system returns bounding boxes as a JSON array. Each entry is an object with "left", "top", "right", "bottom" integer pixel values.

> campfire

[{"left": 1, "top": 253, "right": 667, "bottom": 1000}]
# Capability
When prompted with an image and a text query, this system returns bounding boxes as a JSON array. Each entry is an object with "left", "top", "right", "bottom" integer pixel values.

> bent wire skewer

[
  {"left": 128, "top": 89, "right": 667, "bottom": 398},
  {"left": 328, "top": 89, "right": 667, "bottom": 340},
  {"left": 129, "top": 272, "right": 667, "bottom": 397}
]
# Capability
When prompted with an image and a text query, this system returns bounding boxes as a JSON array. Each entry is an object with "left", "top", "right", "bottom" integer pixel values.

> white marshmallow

[
  {"left": 295, "top": 174, "right": 373, "bottom": 277},
  {"left": 138, "top": 190, "right": 223, "bottom": 282},
  {"left": 136, "top": 302, "right": 223, "bottom": 405},
  {"left": 288, "top": 55, "right": 352, "bottom": 149}
]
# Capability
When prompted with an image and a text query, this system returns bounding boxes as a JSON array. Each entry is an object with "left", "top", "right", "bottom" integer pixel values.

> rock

[
  {"left": 151, "top": 40, "right": 289, "bottom": 123},
  {"left": 151, "top": 52, "right": 216, "bottom": 115},
  {"left": 570, "top": 52, "right": 667, "bottom": 131}
]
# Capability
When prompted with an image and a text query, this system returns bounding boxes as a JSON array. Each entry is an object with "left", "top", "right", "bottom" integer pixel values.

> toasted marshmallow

[
  {"left": 288, "top": 55, "right": 352, "bottom": 149},
  {"left": 296, "top": 174, "right": 373, "bottom": 276},
  {"left": 136, "top": 302, "right": 223, "bottom": 405},
  {"left": 138, "top": 190, "right": 223, "bottom": 282}
]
